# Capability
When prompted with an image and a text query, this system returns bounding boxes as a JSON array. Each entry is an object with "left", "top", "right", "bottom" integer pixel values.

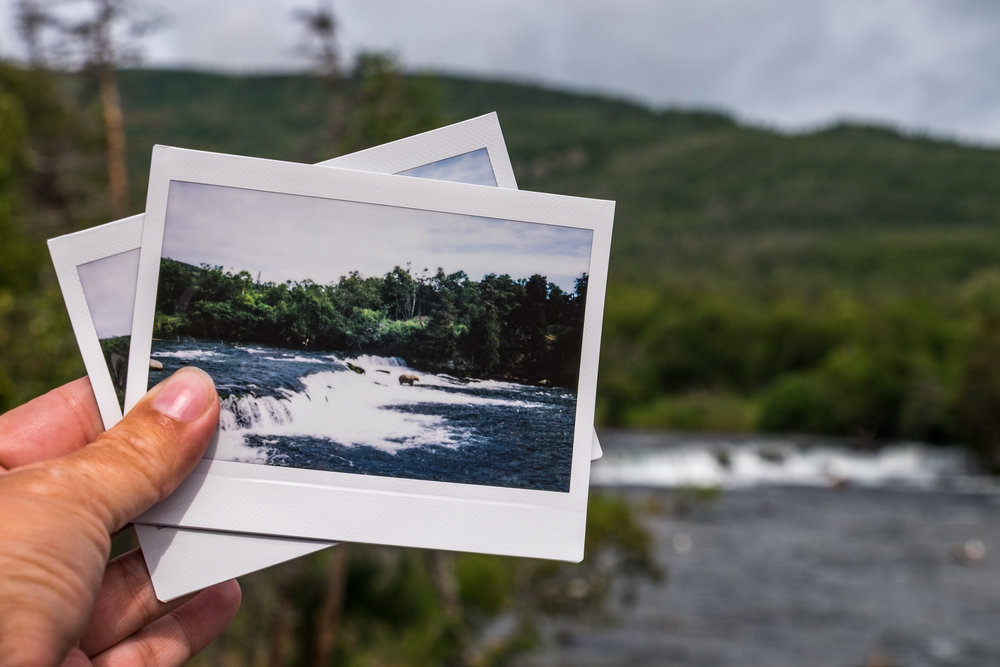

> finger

[
  {"left": 79, "top": 549, "right": 192, "bottom": 657},
  {"left": 91, "top": 579, "right": 241, "bottom": 667},
  {"left": 0, "top": 376, "right": 103, "bottom": 470},
  {"left": 4, "top": 366, "right": 220, "bottom": 536},
  {"left": 60, "top": 647, "right": 92, "bottom": 667}
]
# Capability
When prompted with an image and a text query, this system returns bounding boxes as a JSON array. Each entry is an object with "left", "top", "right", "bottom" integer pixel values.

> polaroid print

[
  {"left": 148, "top": 181, "right": 589, "bottom": 492},
  {"left": 129, "top": 146, "right": 612, "bottom": 560}
]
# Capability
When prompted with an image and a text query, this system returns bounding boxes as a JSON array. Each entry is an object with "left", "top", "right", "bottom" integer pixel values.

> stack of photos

[{"left": 49, "top": 114, "right": 614, "bottom": 601}]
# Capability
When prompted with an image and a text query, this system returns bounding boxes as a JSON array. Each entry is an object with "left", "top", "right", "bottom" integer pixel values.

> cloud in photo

[
  {"left": 162, "top": 181, "right": 592, "bottom": 292},
  {"left": 77, "top": 249, "right": 140, "bottom": 339},
  {"left": 400, "top": 149, "right": 498, "bottom": 187}
]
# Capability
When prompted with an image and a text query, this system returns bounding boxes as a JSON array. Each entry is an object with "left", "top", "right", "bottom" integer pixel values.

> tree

[
  {"left": 10, "top": 9, "right": 101, "bottom": 232},
  {"left": 519, "top": 274, "right": 549, "bottom": 366},
  {"left": 294, "top": 0, "right": 346, "bottom": 153},
  {"left": 14, "top": 0, "right": 163, "bottom": 219},
  {"left": 421, "top": 288, "right": 459, "bottom": 365},
  {"left": 468, "top": 301, "right": 501, "bottom": 375},
  {"left": 294, "top": 0, "right": 340, "bottom": 78},
  {"left": 331, "top": 270, "right": 383, "bottom": 314},
  {"left": 341, "top": 52, "right": 444, "bottom": 152},
  {"left": 0, "top": 62, "right": 96, "bottom": 411},
  {"left": 381, "top": 265, "right": 418, "bottom": 320},
  {"left": 14, "top": 0, "right": 54, "bottom": 69}
]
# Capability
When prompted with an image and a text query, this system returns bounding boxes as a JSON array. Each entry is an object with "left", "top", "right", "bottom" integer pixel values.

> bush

[{"left": 757, "top": 374, "right": 832, "bottom": 434}]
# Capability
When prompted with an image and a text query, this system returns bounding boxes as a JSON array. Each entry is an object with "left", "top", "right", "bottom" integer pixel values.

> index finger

[{"left": 0, "top": 377, "right": 104, "bottom": 470}]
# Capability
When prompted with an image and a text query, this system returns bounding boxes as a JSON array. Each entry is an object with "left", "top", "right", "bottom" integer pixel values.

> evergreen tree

[
  {"left": 421, "top": 287, "right": 458, "bottom": 365},
  {"left": 519, "top": 274, "right": 549, "bottom": 367},
  {"left": 341, "top": 52, "right": 444, "bottom": 152},
  {"left": 467, "top": 297, "right": 501, "bottom": 375}
]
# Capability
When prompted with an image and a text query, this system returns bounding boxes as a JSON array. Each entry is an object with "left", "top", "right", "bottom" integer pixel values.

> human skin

[{"left": 0, "top": 368, "right": 241, "bottom": 666}]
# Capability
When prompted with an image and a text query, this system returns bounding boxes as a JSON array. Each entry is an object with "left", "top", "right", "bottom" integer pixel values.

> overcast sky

[
  {"left": 78, "top": 248, "right": 140, "bottom": 339},
  {"left": 162, "top": 181, "right": 593, "bottom": 293},
  {"left": 2, "top": 1, "right": 1000, "bottom": 145},
  {"left": 401, "top": 148, "right": 497, "bottom": 187}
]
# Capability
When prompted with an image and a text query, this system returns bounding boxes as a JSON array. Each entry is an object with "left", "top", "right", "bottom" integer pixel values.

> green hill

[{"left": 7, "top": 66, "right": 1000, "bottom": 464}]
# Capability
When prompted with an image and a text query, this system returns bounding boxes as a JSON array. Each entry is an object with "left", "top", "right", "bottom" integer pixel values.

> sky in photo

[
  {"left": 2, "top": 0, "right": 999, "bottom": 144},
  {"left": 400, "top": 149, "right": 497, "bottom": 187},
  {"left": 162, "top": 180, "right": 592, "bottom": 293},
  {"left": 77, "top": 248, "right": 140, "bottom": 339}
]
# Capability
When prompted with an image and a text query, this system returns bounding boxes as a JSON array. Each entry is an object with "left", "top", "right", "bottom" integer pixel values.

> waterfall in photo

[{"left": 149, "top": 339, "right": 577, "bottom": 492}]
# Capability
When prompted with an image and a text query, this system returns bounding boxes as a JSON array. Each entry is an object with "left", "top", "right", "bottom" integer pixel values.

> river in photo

[
  {"left": 149, "top": 338, "right": 576, "bottom": 491},
  {"left": 522, "top": 432, "right": 1000, "bottom": 667}
]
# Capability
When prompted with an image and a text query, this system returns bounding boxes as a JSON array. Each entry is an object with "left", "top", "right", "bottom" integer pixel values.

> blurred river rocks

[{"left": 522, "top": 431, "right": 1000, "bottom": 667}]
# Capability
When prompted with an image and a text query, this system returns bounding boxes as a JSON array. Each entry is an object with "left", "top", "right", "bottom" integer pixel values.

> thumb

[{"left": 33, "top": 366, "right": 220, "bottom": 534}]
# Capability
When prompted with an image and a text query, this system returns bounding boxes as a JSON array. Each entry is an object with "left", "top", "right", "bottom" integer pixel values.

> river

[
  {"left": 522, "top": 431, "right": 1000, "bottom": 667},
  {"left": 149, "top": 338, "right": 577, "bottom": 492}
]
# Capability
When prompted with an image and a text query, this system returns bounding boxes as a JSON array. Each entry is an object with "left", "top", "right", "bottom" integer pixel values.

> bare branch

[{"left": 294, "top": 0, "right": 341, "bottom": 80}]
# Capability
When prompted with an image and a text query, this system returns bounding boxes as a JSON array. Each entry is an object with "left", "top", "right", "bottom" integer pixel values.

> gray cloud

[{"left": 2, "top": 0, "right": 1000, "bottom": 143}]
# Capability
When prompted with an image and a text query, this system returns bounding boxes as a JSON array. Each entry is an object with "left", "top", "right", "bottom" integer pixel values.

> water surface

[{"left": 150, "top": 339, "right": 577, "bottom": 491}]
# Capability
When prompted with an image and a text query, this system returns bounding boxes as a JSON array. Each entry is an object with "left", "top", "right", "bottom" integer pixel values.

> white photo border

[
  {"left": 48, "top": 215, "right": 144, "bottom": 429},
  {"left": 326, "top": 113, "right": 517, "bottom": 188},
  {"left": 128, "top": 146, "right": 613, "bottom": 561}
]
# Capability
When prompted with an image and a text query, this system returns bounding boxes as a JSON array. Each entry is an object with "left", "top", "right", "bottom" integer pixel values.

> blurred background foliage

[
  {"left": 5, "top": 1, "right": 1000, "bottom": 662},
  {"left": 191, "top": 493, "right": 662, "bottom": 666}
]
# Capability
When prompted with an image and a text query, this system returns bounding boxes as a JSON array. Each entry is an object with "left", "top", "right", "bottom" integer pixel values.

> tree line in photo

[{"left": 154, "top": 258, "right": 589, "bottom": 387}]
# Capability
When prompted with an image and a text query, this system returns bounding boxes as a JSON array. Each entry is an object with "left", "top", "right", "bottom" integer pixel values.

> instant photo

[
  {"left": 130, "top": 147, "right": 612, "bottom": 560},
  {"left": 152, "top": 181, "right": 589, "bottom": 492}
]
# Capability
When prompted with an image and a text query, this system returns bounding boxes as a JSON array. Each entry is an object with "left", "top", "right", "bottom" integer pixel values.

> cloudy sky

[
  {"left": 78, "top": 249, "right": 140, "bottom": 339},
  {"left": 2, "top": 1, "right": 1000, "bottom": 144},
  {"left": 401, "top": 148, "right": 497, "bottom": 187},
  {"left": 162, "top": 181, "right": 593, "bottom": 293}
]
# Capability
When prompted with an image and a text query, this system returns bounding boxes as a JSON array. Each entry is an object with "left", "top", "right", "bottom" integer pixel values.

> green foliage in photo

[{"left": 153, "top": 258, "right": 589, "bottom": 387}]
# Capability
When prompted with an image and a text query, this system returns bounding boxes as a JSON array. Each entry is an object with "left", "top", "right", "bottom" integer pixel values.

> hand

[{"left": 0, "top": 368, "right": 241, "bottom": 666}]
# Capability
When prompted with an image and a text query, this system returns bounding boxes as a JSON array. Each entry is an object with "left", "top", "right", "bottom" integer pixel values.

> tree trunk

[
  {"left": 425, "top": 550, "right": 476, "bottom": 665},
  {"left": 97, "top": 63, "right": 128, "bottom": 218},
  {"left": 311, "top": 546, "right": 349, "bottom": 667}
]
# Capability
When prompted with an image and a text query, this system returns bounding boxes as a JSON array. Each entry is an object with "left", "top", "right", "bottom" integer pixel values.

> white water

[
  {"left": 261, "top": 355, "right": 327, "bottom": 364},
  {"left": 235, "top": 346, "right": 272, "bottom": 354},
  {"left": 342, "top": 354, "right": 407, "bottom": 368},
  {"left": 153, "top": 349, "right": 221, "bottom": 359},
  {"left": 590, "top": 437, "right": 980, "bottom": 490},
  {"left": 215, "top": 354, "right": 545, "bottom": 457}
]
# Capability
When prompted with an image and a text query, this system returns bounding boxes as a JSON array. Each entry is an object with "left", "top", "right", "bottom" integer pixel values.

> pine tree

[{"left": 422, "top": 288, "right": 458, "bottom": 366}]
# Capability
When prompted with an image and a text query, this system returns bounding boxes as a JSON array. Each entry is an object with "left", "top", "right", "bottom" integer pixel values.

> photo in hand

[
  {"left": 152, "top": 179, "right": 592, "bottom": 491},
  {"left": 129, "top": 146, "right": 612, "bottom": 560}
]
